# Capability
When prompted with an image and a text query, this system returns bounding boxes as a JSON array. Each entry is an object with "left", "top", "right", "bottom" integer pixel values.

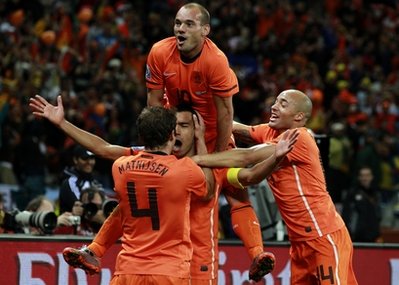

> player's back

[{"left": 111, "top": 151, "right": 206, "bottom": 278}]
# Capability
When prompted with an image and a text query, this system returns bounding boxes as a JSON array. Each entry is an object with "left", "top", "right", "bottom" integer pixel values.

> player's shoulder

[
  {"left": 204, "top": 38, "right": 224, "bottom": 53},
  {"left": 174, "top": 157, "right": 201, "bottom": 172},
  {"left": 203, "top": 38, "right": 228, "bottom": 60},
  {"left": 113, "top": 154, "right": 135, "bottom": 165},
  {"left": 292, "top": 127, "right": 319, "bottom": 151},
  {"left": 151, "top": 37, "right": 176, "bottom": 50},
  {"left": 251, "top": 123, "right": 271, "bottom": 133},
  {"left": 299, "top": 127, "right": 315, "bottom": 140},
  {"left": 176, "top": 156, "right": 198, "bottom": 166}
]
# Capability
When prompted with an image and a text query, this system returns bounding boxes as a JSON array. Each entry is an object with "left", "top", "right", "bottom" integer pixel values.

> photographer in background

[
  {"left": 59, "top": 144, "right": 104, "bottom": 214},
  {"left": 1, "top": 195, "right": 77, "bottom": 235},
  {"left": 25, "top": 195, "right": 77, "bottom": 235},
  {"left": 71, "top": 187, "right": 108, "bottom": 236}
]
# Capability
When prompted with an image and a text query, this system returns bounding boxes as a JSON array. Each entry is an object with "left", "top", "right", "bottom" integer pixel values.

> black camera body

[
  {"left": 2, "top": 210, "right": 57, "bottom": 234},
  {"left": 83, "top": 199, "right": 118, "bottom": 219}
]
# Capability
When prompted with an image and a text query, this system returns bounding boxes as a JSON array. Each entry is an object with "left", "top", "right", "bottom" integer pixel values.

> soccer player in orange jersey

[
  {"left": 146, "top": 2, "right": 235, "bottom": 153},
  {"left": 29, "top": 95, "right": 289, "bottom": 283},
  {"left": 75, "top": 106, "right": 211, "bottom": 284},
  {"left": 145, "top": 3, "right": 274, "bottom": 281},
  {"left": 193, "top": 89, "right": 359, "bottom": 285},
  {"left": 108, "top": 107, "right": 212, "bottom": 285}
]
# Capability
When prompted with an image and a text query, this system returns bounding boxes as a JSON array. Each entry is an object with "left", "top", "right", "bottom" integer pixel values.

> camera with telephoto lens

[
  {"left": 83, "top": 199, "right": 118, "bottom": 219},
  {"left": 2, "top": 210, "right": 57, "bottom": 234}
]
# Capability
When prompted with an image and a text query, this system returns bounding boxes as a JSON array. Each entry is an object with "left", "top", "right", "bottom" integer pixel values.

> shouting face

[
  {"left": 174, "top": 6, "right": 210, "bottom": 58},
  {"left": 173, "top": 111, "right": 196, "bottom": 158}
]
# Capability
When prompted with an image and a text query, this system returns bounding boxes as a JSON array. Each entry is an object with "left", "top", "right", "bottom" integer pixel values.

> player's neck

[{"left": 180, "top": 49, "right": 202, "bottom": 63}]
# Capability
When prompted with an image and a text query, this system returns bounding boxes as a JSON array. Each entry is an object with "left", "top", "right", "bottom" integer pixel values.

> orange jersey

[
  {"left": 146, "top": 37, "right": 239, "bottom": 149},
  {"left": 250, "top": 125, "right": 345, "bottom": 241},
  {"left": 189, "top": 167, "right": 229, "bottom": 282},
  {"left": 112, "top": 151, "right": 206, "bottom": 278},
  {"left": 122, "top": 147, "right": 234, "bottom": 281}
]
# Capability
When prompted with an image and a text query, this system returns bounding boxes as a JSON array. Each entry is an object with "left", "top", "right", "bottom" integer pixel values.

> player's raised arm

[
  {"left": 193, "top": 129, "right": 299, "bottom": 168},
  {"left": 235, "top": 129, "right": 299, "bottom": 186},
  {"left": 232, "top": 120, "right": 258, "bottom": 145},
  {"left": 29, "top": 95, "right": 127, "bottom": 161}
]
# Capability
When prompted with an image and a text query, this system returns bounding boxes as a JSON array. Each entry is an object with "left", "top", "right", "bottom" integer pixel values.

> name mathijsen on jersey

[{"left": 117, "top": 160, "right": 169, "bottom": 176}]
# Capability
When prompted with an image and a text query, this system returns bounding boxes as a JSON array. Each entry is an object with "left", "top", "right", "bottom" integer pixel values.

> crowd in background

[{"left": 0, "top": 0, "right": 398, "bottom": 240}]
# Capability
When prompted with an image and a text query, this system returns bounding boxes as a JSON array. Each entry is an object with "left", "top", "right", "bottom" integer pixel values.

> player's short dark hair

[
  {"left": 136, "top": 107, "right": 177, "bottom": 149},
  {"left": 183, "top": 3, "right": 210, "bottom": 25},
  {"left": 175, "top": 103, "right": 199, "bottom": 124},
  {"left": 175, "top": 102, "right": 196, "bottom": 115}
]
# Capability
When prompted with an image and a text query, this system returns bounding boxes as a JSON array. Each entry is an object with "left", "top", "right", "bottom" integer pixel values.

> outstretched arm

[
  {"left": 232, "top": 121, "right": 257, "bottom": 145},
  {"left": 192, "top": 141, "right": 275, "bottom": 168},
  {"left": 236, "top": 129, "right": 299, "bottom": 186},
  {"left": 29, "top": 95, "right": 127, "bottom": 161},
  {"left": 193, "top": 129, "right": 299, "bottom": 169}
]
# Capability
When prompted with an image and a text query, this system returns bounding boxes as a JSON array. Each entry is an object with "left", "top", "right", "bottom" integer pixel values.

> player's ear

[
  {"left": 201, "top": 24, "right": 210, "bottom": 37},
  {"left": 294, "top": 112, "right": 305, "bottom": 122}
]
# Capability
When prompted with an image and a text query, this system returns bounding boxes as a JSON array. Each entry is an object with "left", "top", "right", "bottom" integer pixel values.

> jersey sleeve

[
  {"left": 145, "top": 42, "right": 165, "bottom": 89},
  {"left": 184, "top": 158, "right": 207, "bottom": 198},
  {"left": 249, "top": 123, "right": 269, "bottom": 143},
  {"left": 208, "top": 55, "right": 239, "bottom": 98},
  {"left": 285, "top": 128, "right": 316, "bottom": 164}
]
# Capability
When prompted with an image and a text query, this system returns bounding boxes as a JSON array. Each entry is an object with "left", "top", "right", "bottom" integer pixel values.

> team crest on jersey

[
  {"left": 145, "top": 64, "right": 151, "bottom": 79},
  {"left": 192, "top": 71, "right": 202, "bottom": 84}
]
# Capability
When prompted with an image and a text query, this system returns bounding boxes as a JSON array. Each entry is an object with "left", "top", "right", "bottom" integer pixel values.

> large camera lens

[
  {"left": 30, "top": 211, "right": 57, "bottom": 233},
  {"left": 15, "top": 211, "right": 57, "bottom": 234},
  {"left": 83, "top": 202, "right": 99, "bottom": 218},
  {"left": 103, "top": 199, "right": 118, "bottom": 218}
]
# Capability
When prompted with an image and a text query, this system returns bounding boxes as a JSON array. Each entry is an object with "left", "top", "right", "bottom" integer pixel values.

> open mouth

[
  {"left": 176, "top": 35, "right": 186, "bottom": 47},
  {"left": 173, "top": 139, "right": 182, "bottom": 152},
  {"left": 269, "top": 113, "right": 278, "bottom": 122}
]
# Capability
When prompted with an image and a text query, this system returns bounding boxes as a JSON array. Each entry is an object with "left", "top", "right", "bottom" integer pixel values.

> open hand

[
  {"left": 193, "top": 111, "right": 206, "bottom": 142},
  {"left": 275, "top": 129, "right": 299, "bottom": 159},
  {"left": 29, "top": 95, "right": 65, "bottom": 126}
]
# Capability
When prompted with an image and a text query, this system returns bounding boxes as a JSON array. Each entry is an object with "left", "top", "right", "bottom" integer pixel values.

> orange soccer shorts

[
  {"left": 110, "top": 274, "right": 190, "bottom": 285},
  {"left": 290, "top": 227, "right": 358, "bottom": 285}
]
